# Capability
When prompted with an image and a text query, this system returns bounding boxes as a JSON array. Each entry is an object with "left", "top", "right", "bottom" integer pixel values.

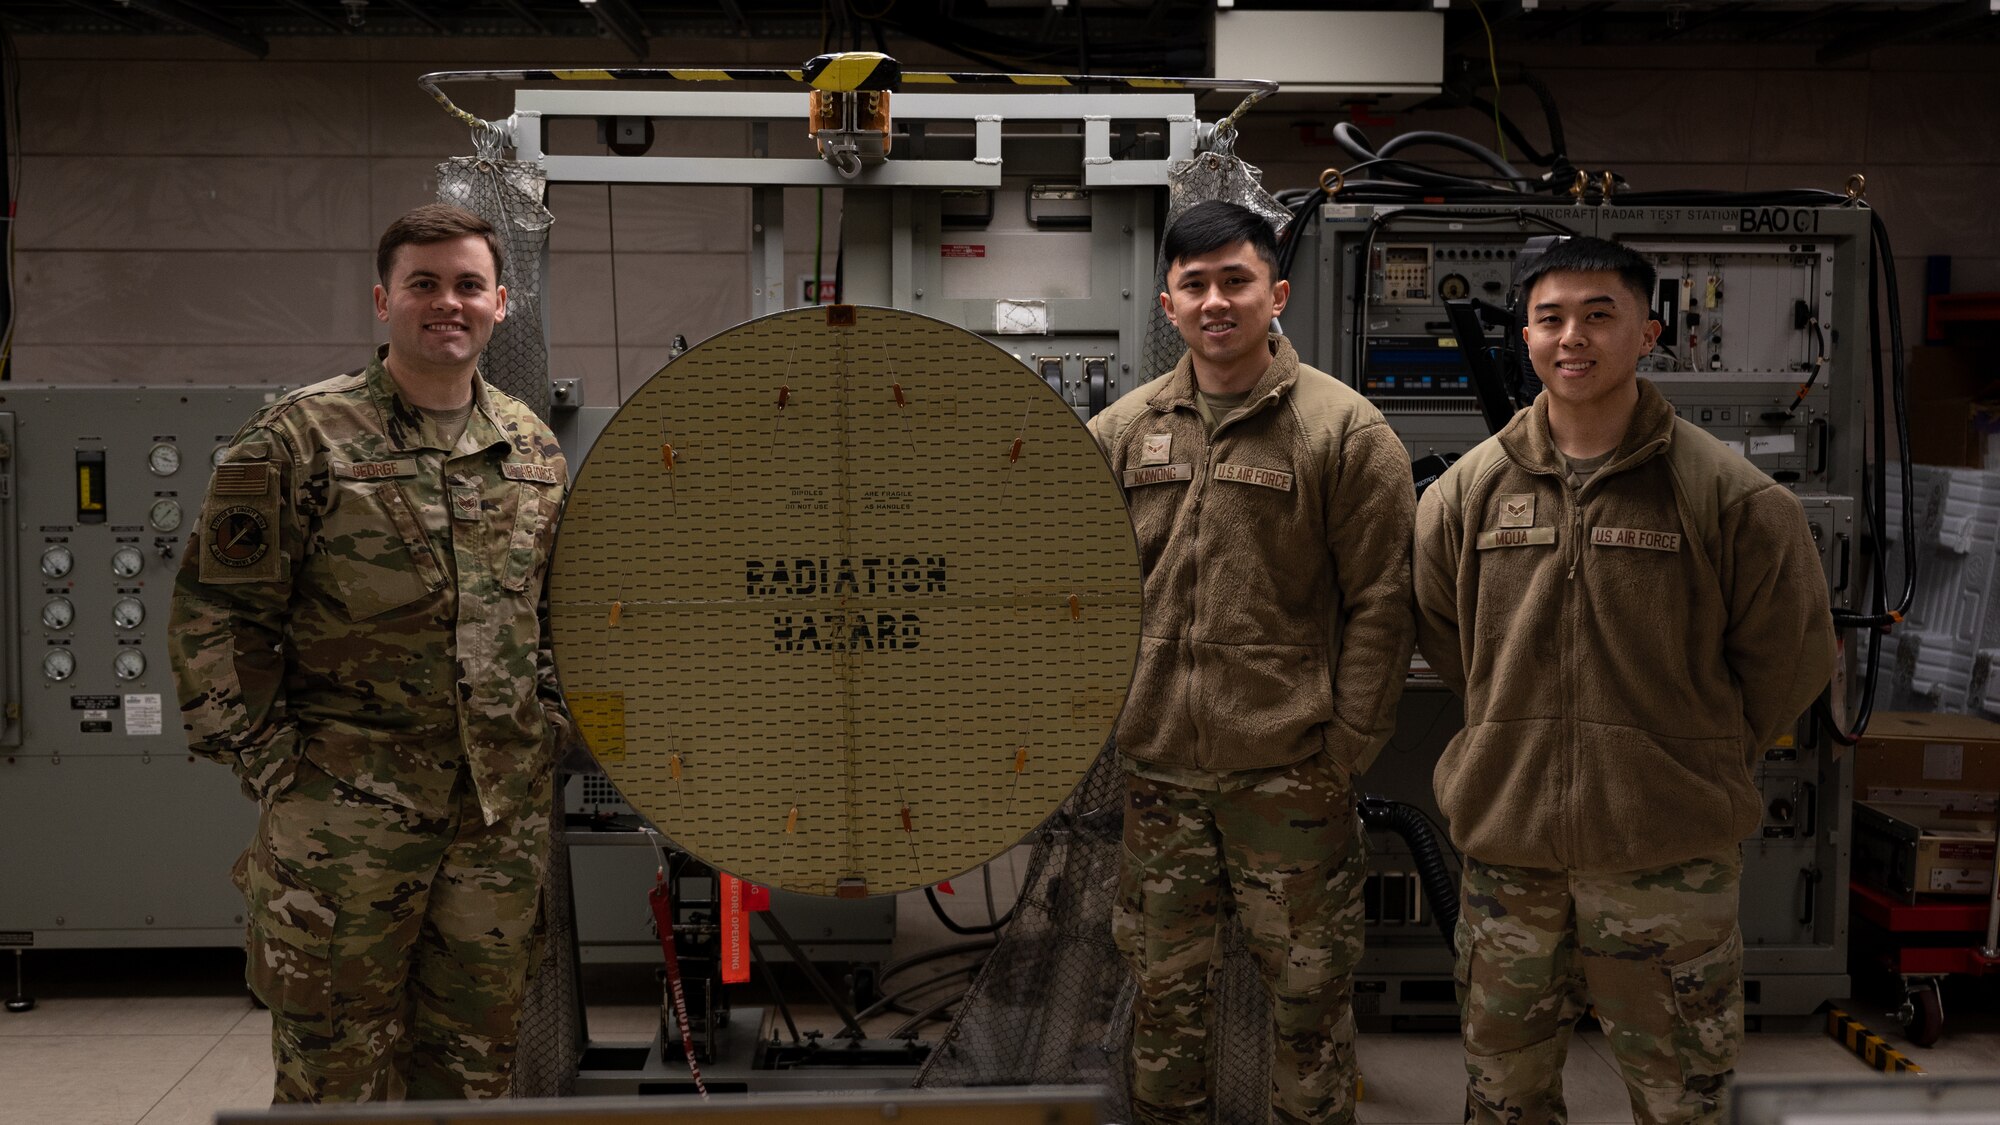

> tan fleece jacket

[
  {"left": 1089, "top": 337, "right": 1417, "bottom": 776},
  {"left": 1414, "top": 379, "right": 1837, "bottom": 874}
]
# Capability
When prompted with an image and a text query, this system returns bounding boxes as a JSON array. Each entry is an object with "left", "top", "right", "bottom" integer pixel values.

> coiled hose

[{"left": 1357, "top": 795, "right": 1459, "bottom": 946}]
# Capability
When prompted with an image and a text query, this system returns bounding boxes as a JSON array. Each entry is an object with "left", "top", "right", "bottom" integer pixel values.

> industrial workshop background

[
  {"left": 2, "top": 6, "right": 1993, "bottom": 393},
  {"left": 1, "top": 0, "right": 1999, "bottom": 1109}
]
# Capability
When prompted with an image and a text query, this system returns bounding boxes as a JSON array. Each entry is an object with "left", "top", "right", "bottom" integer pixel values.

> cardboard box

[
  {"left": 1853, "top": 800, "right": 1996, "bottom": 902},
  {"left": 1854, "top": 712, "right": 2000, "bottom": 805},
  {"left": 1906, "top": 347, "right": 1998, "bottom": 469}
]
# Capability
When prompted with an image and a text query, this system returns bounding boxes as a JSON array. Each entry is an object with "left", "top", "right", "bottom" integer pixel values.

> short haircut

[
  {"left": 1515, "top": 235, "right": 1656, "bottom": 311},
  {"left": 1161, "top": 200, "right": 1281, "bottom": 277},
  {"left": 376, "top": 204, "right": 506, "bottom": 285}
]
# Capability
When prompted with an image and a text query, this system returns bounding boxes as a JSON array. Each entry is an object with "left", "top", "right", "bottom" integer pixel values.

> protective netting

[
  {"left": 919, "top": 135, "right": 1291, "bottom": 1121},
  {"left": 1135, "top": 137, "right": 1297, "bottom": 387},
  {"left": 510, "top": 809, "right": 584, "bottom": 1098},
  {"left": 437, "top": 127, "right": 555, "bottom": 418},
  {"left": 914, "top": 745, "right": 1274, "bottom": 1122}
]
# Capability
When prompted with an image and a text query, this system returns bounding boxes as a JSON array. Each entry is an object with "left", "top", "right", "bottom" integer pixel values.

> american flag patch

[{"left": 210, "top": 463, "right": 269, "bottom": 495}]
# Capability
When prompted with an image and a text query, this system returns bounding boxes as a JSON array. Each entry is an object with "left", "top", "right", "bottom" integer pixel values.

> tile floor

[{"left": 4, "top": 927, "right": 1998, "bottom": 1124}]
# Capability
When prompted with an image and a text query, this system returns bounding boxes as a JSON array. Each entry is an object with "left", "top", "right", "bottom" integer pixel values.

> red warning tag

[
  {"left": 937, "top": 880, "right": 955, "bottom": 895},
  {"left": 719, "top": 873, "right": 751, "bottom": 984},
  {"left": 744, "top": 883, "right": 771, "bottom": 912}
]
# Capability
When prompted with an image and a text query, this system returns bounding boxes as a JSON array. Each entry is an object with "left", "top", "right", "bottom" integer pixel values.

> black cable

[
  {"left": 1816, "top": 210, "right": 1914, "bottom": 744},
  {"left": 924, "top": 885, "right": 1017, "bottom": 935},
  {"left": 852, "top": 962, "right": 981, "bottom": 1022},
  {"left": 1357, "top": 796, "right": 1459, "bottom": 946},
  {"left": 1842, "top": 209, "right": 1916, "bottom": 627},
  {"left": 1782, "top": 319, "right": 1828, "bottom": 415},
  {"left": 1332, "top": 124, "right": 1516, "bottom": 193},
  {"left": 886, "top": 993, "right": 960, "bottom": 1039},
  {"left": 876, "top": 938, "right": 995, "bottom": 984},
  {"left": 1377, "top": 130, "right": 1527, "bottom": 184}
]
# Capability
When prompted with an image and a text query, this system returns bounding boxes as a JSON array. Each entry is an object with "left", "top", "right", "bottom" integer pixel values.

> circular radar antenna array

[{"left": 549, "top": 305, "right": 1143, "bottom": 897}]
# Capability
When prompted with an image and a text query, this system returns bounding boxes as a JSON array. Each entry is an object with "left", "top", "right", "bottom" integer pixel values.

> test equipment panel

[{"left": 1286, "top": 202, "right": 1870, "bottom": 1017}]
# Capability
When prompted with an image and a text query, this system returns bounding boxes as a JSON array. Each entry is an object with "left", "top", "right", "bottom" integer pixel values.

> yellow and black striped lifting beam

[
  {"left": 1823, "top": 1007, "right": 1925, "bottom": 1074},
  {"left": 418, "top": 55, "right": 1276, "bottom": 132}
]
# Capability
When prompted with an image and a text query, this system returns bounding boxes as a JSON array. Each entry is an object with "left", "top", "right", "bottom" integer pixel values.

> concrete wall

[{"left": 9, "top": 33, "right": 1994, "bottom": 404}]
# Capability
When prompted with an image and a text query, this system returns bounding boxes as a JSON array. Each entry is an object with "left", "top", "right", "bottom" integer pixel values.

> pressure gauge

[
  {"left": 42, "top": 598, "right": 74, "bottom": 630},
  {"left": 149, "top": 499, "right": 183, "bottom": 533},
  {"left": 113, "top": 649, "right": 147, "bottom": 680},
  {"left": 110, "top": 546, "right": 145, "bottom": 578},
  {"left": 112, "top": 597, "right": 145, "bottom": 630},
  {"left": 148, "top": 442, "right": 181, "bottom": 476},
  {"left": 211, "top": 445, "right": 230, "bottom": 468},
  {"left": 40, "top": 546, "right": 73, "bottom": 579},
  {"left": 42, "top": 649, "right": 75, "bottom": 682}
]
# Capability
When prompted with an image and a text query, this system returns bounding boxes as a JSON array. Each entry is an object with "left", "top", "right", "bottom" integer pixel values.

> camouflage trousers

[
  {"left": 236, "top": 754, "right": 553, "bottom": 1103},
  {"left": 1455, "top": 852, "right": 1744, "bottom": 1125},
  {"left": 1114, "top": 753, "right": 1367, "bottom": 1125}
]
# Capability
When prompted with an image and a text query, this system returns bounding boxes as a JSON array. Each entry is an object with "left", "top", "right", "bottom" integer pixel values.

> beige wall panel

[
  {"left": 22, "top": 59, "right": 368, "bottom": 156},
  {"left": 1748, "top": 70, "right": 1871, "bottom": 165},
  {"left": 16, "top": 35, "right": 364, "bottom": 62},
  {"left": 1863, "top": 72, "right": 2000, "bottom": 162},
  {"left": 1841, "top": 164, "right": 2000, "bottom": 256},
  {"left": 367, "top": 158, "right": 448, "bottom": 238},
  {"left": 7, "top": 343, "right": 362, "bottom": 387},
  {"left": 547, "top": 183, "right": 614, "bottom": 252},
  {"left": 611, "top": 253, "right": 749, "bottom": 346},
  {"left": 368, "top": 61, "right": 515, "bottom": 158},
  {"left": 19, "top": 156, "right": 372, "bottom": 251},
  {"left": 1505, "top": 43, "right": 1851, "bottom": 72},
  {"left": 600, "top": 185, "right": 750, "bottom": 254},
  {"left": 1740, "top": 163, "right": 1871, "bottom": 196},
  {"left": 1535, "top": 68, "right": 1760, "bottom": 164},
  {"left": 545, "top": 252, "right": 620, "bottom": 346},
  {"left": 782, "top": 186, "right": 844, "bottom": 257},
  {"left": 364, "top": 37, "right": 665, "bottom": 65},
  {"left": 14, "top": 250, "right": 376, "bottom": 346},
  {"left": 620, "top": 343, "right": 684, "bottom": 388},
  {"left": 1867, "top": 45, "right": 2000, "bottom": 72}
]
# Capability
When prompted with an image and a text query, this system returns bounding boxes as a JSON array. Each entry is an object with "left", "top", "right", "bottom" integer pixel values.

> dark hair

[
  {"left": 1161, "top": 200, "right": 1281, "bottom": 277},
  {"left": 376, "top": 204, "right": 506, "bottom": 285},
  {"left": 1515, "top": 235, "right": 1656, "bottom": 311}
]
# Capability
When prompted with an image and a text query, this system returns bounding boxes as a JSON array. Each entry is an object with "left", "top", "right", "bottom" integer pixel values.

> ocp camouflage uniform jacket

[
  {"left": 1087, "top": 335, "right": 1417, "bottom": 777},
  {"left": 170, "top": 351, "right": 570, "bottom": 825},
  {"left": 1413, "top": 378, "right": 1835, "bottom": 874}
]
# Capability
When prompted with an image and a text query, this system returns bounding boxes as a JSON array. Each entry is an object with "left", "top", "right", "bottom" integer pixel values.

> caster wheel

[{"left": 1901, "top": 982, "right": 1944, "bottom": 1048}]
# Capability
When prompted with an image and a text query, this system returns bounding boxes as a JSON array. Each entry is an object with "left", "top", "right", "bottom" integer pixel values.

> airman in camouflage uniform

[
  {"left": 1090, "top": 202, "right": 1415, "bottom": 1123},
  {"left": 170, "top": 204, "right": 571, "bottom": 1103},
  {"left": 1413, "top": 237, "right": 1834, "bottom": 1123}
]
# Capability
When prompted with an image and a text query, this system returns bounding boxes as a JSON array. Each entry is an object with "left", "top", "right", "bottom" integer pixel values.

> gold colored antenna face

[{"left": 550, "top": 305, "right": 1142, "bottom": 896}]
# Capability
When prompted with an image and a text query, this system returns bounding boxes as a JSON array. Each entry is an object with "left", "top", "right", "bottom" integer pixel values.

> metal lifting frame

[
  {"left": 498, "top": 86, "right": 1200, "bottom": 322},
  {"left": 504, "top": 88, "right": 1201, "bottom": 189}
]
